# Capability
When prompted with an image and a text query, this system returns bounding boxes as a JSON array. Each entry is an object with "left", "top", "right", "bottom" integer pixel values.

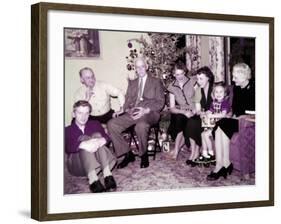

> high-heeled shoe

[
  {"left": 207, "top": 167, "right": 227, "bottom": 181},
  {"left": 190, "top": 160, "right": 197, "bottom": 167},
  {"left": 226, "top": 163, "right": 233, "bottom": 175}
]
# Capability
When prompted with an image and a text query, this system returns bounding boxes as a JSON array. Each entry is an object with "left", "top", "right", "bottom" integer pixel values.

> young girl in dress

[{"left": 200, "top": 83, "right": 231, "bottom": 161}]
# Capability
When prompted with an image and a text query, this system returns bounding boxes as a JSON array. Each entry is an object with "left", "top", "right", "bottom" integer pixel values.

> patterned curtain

[
  {"left": 208, "top": 37, "right": 225, "bottom": 82},
  {"left": 185, "top": 35, "right": 201, "bottom": 74}
]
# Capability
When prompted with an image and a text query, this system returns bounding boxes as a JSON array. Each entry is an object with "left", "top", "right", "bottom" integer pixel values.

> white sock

[
  {"left": 208, "top": 150, "right": 214, "bottom": 156},
  {"left": 202, "top": 150, "right": 209, "bottom": 158},
  {"left": 103, "top": 165, "right": 112, "bottom": 178},
  {"left": 88, "top": 170, "right": 98, "bottom": 184}
]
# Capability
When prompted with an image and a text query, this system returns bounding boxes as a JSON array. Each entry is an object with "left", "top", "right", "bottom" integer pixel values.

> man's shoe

[
  {"left": 117, "top": 151, "right": 135, "bottom": 169},
  {"left": 104, "top": 175, "right": 117, "bottom": 190},
  {"left": 89, "top": 180, "right": 105, "bottom": 193},
  {"left": 140, "top": 153, "right": 149, "bottom": 168}
]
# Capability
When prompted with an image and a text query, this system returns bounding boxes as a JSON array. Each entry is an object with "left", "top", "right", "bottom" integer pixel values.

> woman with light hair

[{"left": 207, "top": 63, "right": 255, "bottom": 180}]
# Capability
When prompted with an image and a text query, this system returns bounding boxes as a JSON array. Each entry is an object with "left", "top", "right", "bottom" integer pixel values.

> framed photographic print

[
  {"left": 31, "top": 2, "right": 274, "bottom": 221},
  {"left": 64, "top": 28, "right": 100, "bottom": 58}
]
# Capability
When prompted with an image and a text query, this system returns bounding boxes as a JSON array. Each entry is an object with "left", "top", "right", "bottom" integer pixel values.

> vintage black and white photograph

[
  {"left": 64, "top": 28, "right": 100, "bottom": 58},
  {"left": 31, "top": 2, "right": 274, "bottom": 220},
  {"left": 64, "top": 29, "right": 256, "bottom": 194}
]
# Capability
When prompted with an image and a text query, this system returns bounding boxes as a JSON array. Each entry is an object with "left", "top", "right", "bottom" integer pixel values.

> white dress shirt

[{"left": 74, "top": 81, "right": 125, "bottom": 116}]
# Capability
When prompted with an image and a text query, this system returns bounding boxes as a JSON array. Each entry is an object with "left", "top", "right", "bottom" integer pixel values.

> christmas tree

[{"left": 126, "top": 33, "right": 186, "bottom": 88}]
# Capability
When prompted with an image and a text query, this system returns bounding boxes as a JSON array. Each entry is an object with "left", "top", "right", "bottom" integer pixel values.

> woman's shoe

[
  {"left": 186, "top": 159, "right": 197, "bottom": 167},
  {"left": 190, "top": 160, "right": 197, "bottom": 167},
  {"left": 226, "top": 163, "right": 233, "bottom": 175},
  {"left": 196, "top": 155, "right": 208, "bottom": 162},
  {"left": 208, "top": 154, "right": 216, "bottom": 161},
  {"left": 207, "top": 167, "right": 227, "bottom": 181}
]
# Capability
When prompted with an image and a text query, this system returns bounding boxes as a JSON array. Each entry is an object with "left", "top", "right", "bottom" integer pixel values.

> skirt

[
  {"left": 183, "top": 115, "right": 203, "bottom": 147},
  {"left": 212, "top": 118, "right": 239, "bottom": 139},
  {"left": 167, "top": 113, "right": 188, "bottom": 141}
]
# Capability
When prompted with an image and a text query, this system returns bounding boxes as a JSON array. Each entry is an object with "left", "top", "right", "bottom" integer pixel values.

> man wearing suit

[{"left": 108, "top": 57, "right": 165, "bottom": 168}]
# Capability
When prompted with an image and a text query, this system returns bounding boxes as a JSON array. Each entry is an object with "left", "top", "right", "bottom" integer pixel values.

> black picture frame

[{"left": 31, "top": 2, "right": 274, "bottom": 221}]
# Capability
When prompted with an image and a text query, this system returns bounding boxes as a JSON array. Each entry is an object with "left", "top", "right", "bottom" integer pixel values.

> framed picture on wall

[
  {"left": 64, "top": 28, "right": 100, "bottom": 58},
  {"left": 31, "top": 2, "right": 274, "bottom": 221}
]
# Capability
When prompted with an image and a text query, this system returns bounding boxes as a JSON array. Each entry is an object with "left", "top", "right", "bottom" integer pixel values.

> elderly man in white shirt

[{"left": 74, "top": 67, "right": 125, "bottom": 124}]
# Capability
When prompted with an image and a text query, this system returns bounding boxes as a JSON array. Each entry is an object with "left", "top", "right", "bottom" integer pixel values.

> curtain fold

[
  {"left": 185, "top": 35, "right": 201, "bottom": 73},
  {"left": 208, "top": 36, "right": 225, "bottom": 83},
  {"left": 186, "top": 35, "right": 226, "bottom": 83}
]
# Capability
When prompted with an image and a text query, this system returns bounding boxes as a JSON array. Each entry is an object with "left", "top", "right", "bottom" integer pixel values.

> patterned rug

[{"left": 64, "top": 147, "right": 255, "bottom": 194}]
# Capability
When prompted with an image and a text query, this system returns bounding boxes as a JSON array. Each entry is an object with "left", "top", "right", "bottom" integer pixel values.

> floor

[{"left": 64, "top": 145, "right": 255, "bottom": 194}]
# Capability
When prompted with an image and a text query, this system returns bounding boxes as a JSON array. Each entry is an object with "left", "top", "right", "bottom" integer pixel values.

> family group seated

[{"left": 64, "top": 57, "right": 255, "bottom": 193}]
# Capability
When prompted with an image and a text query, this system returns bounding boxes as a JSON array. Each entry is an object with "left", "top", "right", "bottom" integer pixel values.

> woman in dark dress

[
  {"left": 183, "top": 66, "right": 214, "bottom": 166},
  {"left": 207, "top": 63, "right": 255, "bottom": 180}
]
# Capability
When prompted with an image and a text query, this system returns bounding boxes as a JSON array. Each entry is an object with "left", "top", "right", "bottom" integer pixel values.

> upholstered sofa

[{"left": 230, "top": 117, "right": 255, "bottom": 176}]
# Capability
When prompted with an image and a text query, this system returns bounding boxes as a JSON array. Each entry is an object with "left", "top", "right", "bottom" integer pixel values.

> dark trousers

[
  {"left": 66, "top": 146, "right": 116, "bottom": 177},
  {"left": 107, "top": 112, "right": 160, "bottom": 157},
  {"left": 89, "top": 109, "right": 114, "bottom": 124}
]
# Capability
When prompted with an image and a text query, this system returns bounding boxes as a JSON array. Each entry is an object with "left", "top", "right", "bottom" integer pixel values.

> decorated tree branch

[{"left": 126, "top": 33, "right": 188, "bottom": 88}]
